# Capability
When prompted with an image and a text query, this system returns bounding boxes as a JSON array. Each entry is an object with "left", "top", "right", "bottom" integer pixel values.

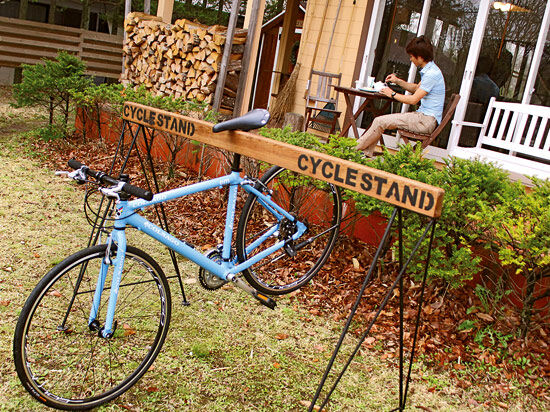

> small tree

[{"left": 13, "top": 51, "right": 92, "bottom": 134}]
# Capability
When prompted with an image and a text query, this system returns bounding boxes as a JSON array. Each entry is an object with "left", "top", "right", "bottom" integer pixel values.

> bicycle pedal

[
  {"left": 230, "top": 276, "right": 276, "bottom": 310},
  {"left": 254, "top": 292, "right": 277, "bottom": 310}
]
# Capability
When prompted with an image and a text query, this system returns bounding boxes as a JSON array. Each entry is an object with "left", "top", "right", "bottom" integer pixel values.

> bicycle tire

[
  {"left": 13, "top": 244, "right": 171, "bottom": 410},
  {"left": 236, "top": 165, "right": 342, "bottom": 295}
]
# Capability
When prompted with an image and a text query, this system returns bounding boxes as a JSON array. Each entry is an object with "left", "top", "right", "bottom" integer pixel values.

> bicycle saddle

[{"left": 212, "top": 109, "right": 270, "bottom": 133}]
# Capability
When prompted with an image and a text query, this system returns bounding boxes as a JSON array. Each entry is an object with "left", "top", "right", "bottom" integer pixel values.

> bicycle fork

[{"left": 88, "top": 230, "right": 126, "bottom": 338}]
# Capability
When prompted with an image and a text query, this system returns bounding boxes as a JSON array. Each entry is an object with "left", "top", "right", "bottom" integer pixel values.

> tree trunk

[
  {"left": 49, "top": 97, "right": 54, "bottom": 125},
  {"left": 81, "top": 0, "right": 91, "bottom": 30},
  {"left": 520, "top": 270, "right": 537, "bottom": 338},
  {"left": 217, "top": 0, "right": 224, "bottom": 23},
  {"left": 18, "top": 0, "right": 28, "bottom": 19},
  {"left": 95, "top": 104, "right": 103, "bottom": 142},
  {"left": 283, "top": 112, "right": 304, "bottom": 131},
  {"left": 63, "top": 95, "right": 70, "bottom": 128},
  {"left": 48, "top": 0, "right": 57, "bottom": 24}
]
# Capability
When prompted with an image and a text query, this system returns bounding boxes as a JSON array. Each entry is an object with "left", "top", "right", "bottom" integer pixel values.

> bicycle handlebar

[{"left": 68, "top": 159, "right": 154, "bottom": 201}]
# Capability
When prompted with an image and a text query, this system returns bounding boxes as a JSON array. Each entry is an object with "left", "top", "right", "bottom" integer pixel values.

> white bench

[{"left": 450, "top": 97, "right": 550, "bottom": 182}]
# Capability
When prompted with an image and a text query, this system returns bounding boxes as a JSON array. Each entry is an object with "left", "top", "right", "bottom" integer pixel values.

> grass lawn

[{"left": 0, "top": 86, "right": 547, "bottom": 411}]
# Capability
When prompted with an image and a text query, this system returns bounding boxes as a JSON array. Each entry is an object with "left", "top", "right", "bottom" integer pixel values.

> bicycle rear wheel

[
  {"left": 236, "top": 165, "right": 342, "bottom": 295},
  {"left": 13, "top": 244, "right": 171, "bottom": 410}
]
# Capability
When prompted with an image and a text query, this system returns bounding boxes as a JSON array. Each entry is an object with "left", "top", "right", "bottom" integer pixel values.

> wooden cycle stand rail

[
  {"left": 118, "top": 102, "right": 445, "bottom": 411},
  {"left": 122, "top": 102, "right": 444, "bottom": 218}
]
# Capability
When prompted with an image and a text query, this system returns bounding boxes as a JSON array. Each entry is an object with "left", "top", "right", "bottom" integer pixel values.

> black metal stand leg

[
  {"left": 86, "top": 121, "right": 139, "bottom": 247},
  {"left": 138, "top": 129, "right": 189, "bottom": 305},
  {"left": 309, "top": 208, "right": 399, "bottom": 412},
  {"left": 310, "top": 209, "right": 437, "bottom": 412},
  {"left": 403, "top": 221, "right": 436, "bottom": 407},
  {"left": 86, "top": 121, "right": 189, "bottom": 305},
  {"left": 398, "top": 208, "right": 404, "bottom": 411}
]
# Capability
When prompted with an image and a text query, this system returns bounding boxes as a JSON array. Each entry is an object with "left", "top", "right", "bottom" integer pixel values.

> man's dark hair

[{"left": 405, "top": 36, "right": 434, "bottom": 62}]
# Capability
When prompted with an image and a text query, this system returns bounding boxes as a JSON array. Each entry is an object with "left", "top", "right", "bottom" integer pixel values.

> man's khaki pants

[{"left": 355, "top": 112, "right": 437, "bottom": 155}]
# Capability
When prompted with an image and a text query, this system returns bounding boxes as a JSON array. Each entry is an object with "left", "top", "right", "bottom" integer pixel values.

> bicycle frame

[{"left": 90, "top": 170, "right": 307, "bottom": 336}]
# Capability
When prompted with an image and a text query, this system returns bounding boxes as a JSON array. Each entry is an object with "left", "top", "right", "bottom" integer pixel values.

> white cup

[{"left": 367, "top": 76, "right": 375, "bottom": 89}]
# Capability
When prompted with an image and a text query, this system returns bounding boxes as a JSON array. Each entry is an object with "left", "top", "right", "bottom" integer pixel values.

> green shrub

[
  {"left": 259, "top": 125, "right": 324, "bottom": 152},
  {"left": 470, "top": 178, "right": 550, "bottom": 336},
  {"left": 33, "top": 123, "right": 69, "bottom": 141},
  {"left": 72, "top": 83, "right": 217, "bottom": 121},
  {"left": 13, "top": 51, "right": 92, "bottom": 133},
  {"left": 261, "top": 131, "right": 543, "bottom": 299}
]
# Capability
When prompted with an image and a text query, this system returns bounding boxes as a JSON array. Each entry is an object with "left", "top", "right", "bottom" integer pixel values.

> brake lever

[
  {"left": 99, "top": 182, "right": 126, "bottom": 200},
  {"left": 55, "top": 169, "right": 87, "bottom": 184}
]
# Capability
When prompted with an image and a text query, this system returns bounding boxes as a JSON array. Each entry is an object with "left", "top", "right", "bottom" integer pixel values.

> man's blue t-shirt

[{"left": 417, "top": 61, "right": 445, "bottom": 124}]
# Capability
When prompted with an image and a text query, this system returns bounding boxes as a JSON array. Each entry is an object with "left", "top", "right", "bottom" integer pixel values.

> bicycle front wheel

[
  {"left": 13, "top": 244, "right": 171, "bottom": 410},
  {"left": 236, "top": 165, "right": 342, "bottom": 295}
]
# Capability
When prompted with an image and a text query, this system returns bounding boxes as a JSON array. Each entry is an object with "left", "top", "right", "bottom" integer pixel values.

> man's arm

[
  {"left": 380, "top": 85, "right": 427, "bottom": 105},
  {"left": 385, "top": 73, "right": 418, "bottom": 93}
]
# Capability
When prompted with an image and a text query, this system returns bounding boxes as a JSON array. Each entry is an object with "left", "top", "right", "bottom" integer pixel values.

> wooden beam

[
  {"left": 233, "top": 0, "right": 266, "bottom": 116},
  {"left": 272, "top": 0, "right": 299, "bottom": 95},
  {"left": 212, "top": 0, "right": 241, "bottom": 112},
  {"left": 243, "top": 0, "right": 254, "bottom": 29},
  {"left": 156, "top": 0, "right": 174, "bottom": 23},
  {"left": 122, "top": 102, "right": 445, "bottom": 217}
]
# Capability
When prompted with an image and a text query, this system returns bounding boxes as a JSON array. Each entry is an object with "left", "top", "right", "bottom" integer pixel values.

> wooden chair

[
  {"left": 397, "top": 93, "right": 461, "bottom": 150},
  {"left": 303, "top": 70, "right": 342, "bottom": 135}
]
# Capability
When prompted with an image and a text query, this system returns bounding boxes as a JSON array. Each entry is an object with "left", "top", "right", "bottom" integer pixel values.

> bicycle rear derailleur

[
  {"left": 279, "top": 213, "right": 302, "bottom": 257},
  {"left": 198, "top": 249, "right": 228, "bottom": 290}
]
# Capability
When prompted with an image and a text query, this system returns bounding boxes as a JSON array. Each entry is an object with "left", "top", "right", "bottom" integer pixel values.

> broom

[{"left": 268, "top": 63, "right": 301, "bottom": 127}]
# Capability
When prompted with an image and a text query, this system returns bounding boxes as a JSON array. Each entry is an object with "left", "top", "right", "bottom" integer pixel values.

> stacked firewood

[{"left": 122, "top": 12, "right": 246, "bottom": 112}]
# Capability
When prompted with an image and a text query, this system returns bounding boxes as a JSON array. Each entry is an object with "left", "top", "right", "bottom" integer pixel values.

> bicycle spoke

[
  {"left": 15, "top": 245, "right": 171, "bottom": 410},
  {"left": 237, "top": 166, "right": 341, "bottom": 295}
]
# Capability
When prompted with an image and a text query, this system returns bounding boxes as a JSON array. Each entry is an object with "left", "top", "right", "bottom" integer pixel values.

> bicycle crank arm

[{"left": 230, "top": 276, "right": 276, "bottom": 310}]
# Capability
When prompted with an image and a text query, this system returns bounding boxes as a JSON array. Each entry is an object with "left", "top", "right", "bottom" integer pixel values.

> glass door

[
  {"left": 450, "top": 0, "right": 550, "bottom": 150},
  {"left": 356, "top": 0, "right": 483, "bottom": 155},
  {"left": 356, "top": 0, "right": 549, "bottom": 161}
]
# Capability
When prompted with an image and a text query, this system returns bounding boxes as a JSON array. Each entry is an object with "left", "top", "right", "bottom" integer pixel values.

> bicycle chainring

[{"left": 198, "top": 249, "right": 228, "bottom": 291}]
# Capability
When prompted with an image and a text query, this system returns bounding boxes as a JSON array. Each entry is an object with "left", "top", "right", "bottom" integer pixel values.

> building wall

[{"left": 293, "top": 0, "right": 370, "bottom": 120}]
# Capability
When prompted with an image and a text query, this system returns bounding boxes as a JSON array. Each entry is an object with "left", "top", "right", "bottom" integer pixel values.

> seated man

[
  {"left": 470, "top": 55, "right": 500, "bottom": 107},
  {"left": 356, "top": 36, "right": 445, "bottom": 157}
]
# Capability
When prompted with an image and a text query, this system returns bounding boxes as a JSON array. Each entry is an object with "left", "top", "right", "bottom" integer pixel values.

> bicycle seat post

[{"left": 231, "top": 153, "right": 242, "bottom": 172}]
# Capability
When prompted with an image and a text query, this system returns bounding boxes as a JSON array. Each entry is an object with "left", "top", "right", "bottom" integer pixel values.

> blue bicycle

[{"left": 13, "top": 109, "right": 342, "bottom": 410}]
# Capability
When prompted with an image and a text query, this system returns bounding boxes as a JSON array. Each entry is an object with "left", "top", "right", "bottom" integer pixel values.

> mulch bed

[{"left": 31, "top": 132, "right": 550, "bottom": 404}]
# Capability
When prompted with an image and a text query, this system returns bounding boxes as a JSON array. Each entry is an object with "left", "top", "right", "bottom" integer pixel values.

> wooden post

[
  {"left": 213, "top": 0, "right": 242, "bottom": 112},
  {"left": 144, "top": 0, "right": 151, "bottom": 15},
  {"left": 243, "top": 0, "right": 254, "bottom": 29},
  {"left": 272, "top": 0, "right": 299, "bottom": 96},
  {"left": 124, "top": 0, "right": 131, "bottom": 21},
  {"left": 233, "top": 0, "right": 266, "bottom": 116},
  {"left": 157, "top": 0, "right": 174, "bottom": 23},
  {"left": 122, "top": 0, "right": 132, "bottom": 76}
]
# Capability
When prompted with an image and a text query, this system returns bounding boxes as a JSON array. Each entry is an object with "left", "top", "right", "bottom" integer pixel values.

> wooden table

[{"left": 333, "top": 85, "right": 393, "bottom": 138}]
